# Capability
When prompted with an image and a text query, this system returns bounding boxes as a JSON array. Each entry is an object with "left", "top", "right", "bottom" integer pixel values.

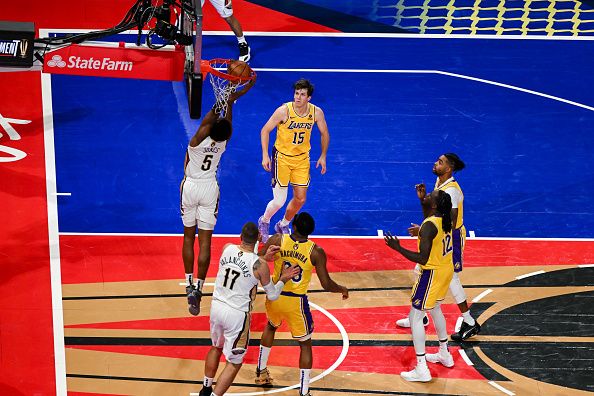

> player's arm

[
  {"left": 314, "top": 106, "right": 330, "bottom": 175},
  {"left": 384, "top": 223, "right": 437, "bottom": 265},
  {"left": 224, "top": 78, "right": 257, "bottom": 125},
  {"left": 254, "top": 258, "right": 299, "bottom": 301},
  {"left": 312, "top": 246, "right": 348, "bottom": 299},
  {"left": 261, "top": 106, "right": 288, "bottom": 171},
  {"left": 189, "top": 107, "right": 219, "bottom": 147},
  {"left": 258, "top": 234, "right": 282, "bottom": 256},
  {"left": 444, "top": 187, "right": 461, "bottom": 229}
]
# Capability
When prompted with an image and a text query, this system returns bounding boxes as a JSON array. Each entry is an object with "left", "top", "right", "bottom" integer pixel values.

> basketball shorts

[
  {"left": 271, "top": 147, "right": 310, "bottom": 188},
  {"left": 452, "top": 225, "right": 466, "bottom": 273},
  {"left": 265, "top": 291, "right": 314, "bottom": 340},
  {"left": 201, "top": 0, "right": 233, "bottom": 18},
  {"left": 411, "top": 267, "right": 454, "bottom": 311},
  {"left": 180, "top": 178, "right": 219, "bottom": 229},
  {"left": 210, "top": 299, "right": 251, "bottom": 364}
]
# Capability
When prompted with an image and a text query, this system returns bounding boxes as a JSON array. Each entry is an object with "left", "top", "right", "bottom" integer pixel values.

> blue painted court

[{"left": 51, "top": 33, "right": 594, "bottom": 237}]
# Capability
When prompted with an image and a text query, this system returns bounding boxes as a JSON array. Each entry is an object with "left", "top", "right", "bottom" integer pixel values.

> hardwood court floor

[{"left": 60, "top": 235, "right": 594, "bottom": 395}]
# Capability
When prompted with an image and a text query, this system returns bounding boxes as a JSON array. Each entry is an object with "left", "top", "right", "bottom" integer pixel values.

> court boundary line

[
  {"left": 58, "top": 232, "right": 594, "bottom": 242},
  {"left": 41, "top": 69, "right": 67, "bottom": 394},
  {"left": 44, "top": 29, "right": 594, "bottom": 41}
]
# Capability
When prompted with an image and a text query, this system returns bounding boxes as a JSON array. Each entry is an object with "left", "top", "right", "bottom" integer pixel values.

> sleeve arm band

[{"left": 263, "top": 280, "right": 285, "bottom": 301}]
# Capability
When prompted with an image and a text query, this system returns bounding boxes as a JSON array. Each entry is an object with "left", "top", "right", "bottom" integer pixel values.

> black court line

[
  {"left": 66, "top": 373, "right": 460, "bottom": 395},
  {"left": 61, "top": 283, "right": 544, "bottom": 301}
]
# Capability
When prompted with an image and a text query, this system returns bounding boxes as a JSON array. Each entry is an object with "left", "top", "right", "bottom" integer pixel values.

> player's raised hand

[
  {"left": 279, "top": 264, "right": 300, "bottom": 282},
  {"left": 415, "top": 183, "right": 426, "bottom": 200},
  {"left": 263, "top": 245, "right": 280, "bottom": 261},
  {"left": 384, "top": 231, "right": 401, "bottom": 251},
  {"left": 339, "top": 285, "right": 349, "bottom": 300},
  {"left": 262, "top": 154, "right": 271, "bottom": 172},
  {"left": 316, "top": 155, "right": 327, "bottom": 174},
  {"left": 408, "top": 223, "right": 420, "bottom": 236}
]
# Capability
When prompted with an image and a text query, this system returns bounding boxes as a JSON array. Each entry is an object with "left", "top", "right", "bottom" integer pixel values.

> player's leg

[
  {"left": 426, "top": 302, "right": 454, "bottom": 368},
  {"left": 181, "top": 180, "right": 202, "bottom": 315},
  {"left": 276, "top": 156, "right": 310, "bottom": 233},
  {"left": 400, "top": 307, "right": 431, "bottom": 382},
  {"left": 255, "top": 322, "right": 278, "bottom": 386},
  {"left": 450, "top": 226, "right": 480, "bottom": 341},
  {"left": 396, "top": 264, "right": 429, "bottom": 328},
  {"left": 212, "top": 362, "right": 242, "bottom": 395},
  {"left": 200, "top": 346, "right": 222, "bottom": 396},
  {"left": 201, "top": 302, "right": 225, "bottom": 396},
  {"left": 207, "top": 0, "right": 250, "bottom": 61},
  {"left": 298, "top": 338, "right": 313, "bottom": 396},
  {"left": 260, "top": 149, "right": 289, "bottom": 242}
]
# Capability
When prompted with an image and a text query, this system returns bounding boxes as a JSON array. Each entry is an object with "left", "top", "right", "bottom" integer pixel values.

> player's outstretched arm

[
  {"left": 224, "top": 78, "right": 257, "bottom": 123},
  {"left": 384, "top": 223, "right": 436, "bottom": 265},
  {"left": 254, "top": 257, "right": 299, "bottom": 301},
  {"left": 313, "top": 246, "right": 348, "bottom": 299},
  {"left": 315, "top": 106, "right": 330, "bottom": 175},
  {"left": 261, "top": 105, "right": 288, "bottom": 172},
  {"left": 189, "top": 107, "right": 219, "bottom": 147}
]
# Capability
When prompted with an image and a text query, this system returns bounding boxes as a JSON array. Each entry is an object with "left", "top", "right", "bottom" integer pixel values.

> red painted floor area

[
  {"left": 60, "top": 235, "right": 594, "bottom": 284},
  {"left": 0, "top": 72, "right": 56, "bottom": 394}
]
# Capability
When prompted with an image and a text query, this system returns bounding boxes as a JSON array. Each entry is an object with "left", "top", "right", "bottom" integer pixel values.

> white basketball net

[{"left": 207, "top": 60, "right": 252, "bottom": 118}]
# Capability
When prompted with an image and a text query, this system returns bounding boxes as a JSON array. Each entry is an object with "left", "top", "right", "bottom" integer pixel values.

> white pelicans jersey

[
  {"left": 185, "top": 136, "right": 227, "bottom": 181},
  {"left": 212, "top": 245, "right": 259, "bottom": 312}
]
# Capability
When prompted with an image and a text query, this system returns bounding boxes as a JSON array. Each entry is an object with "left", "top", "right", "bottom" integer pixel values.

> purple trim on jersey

[
  {"left": 452, "top": 227, "right": 463, "bottom": 273},
  {"left": 411, "top": 269, "right": 433, "bottom": 310},
  {"left": 271, "top": 146, "right": 278, "bottom": 187},
  {"left": 281, "top": 291, "right": 305, "bottom": 297},
  {"left": 302, "top": 295, "right": 315, "bottom": 335}
]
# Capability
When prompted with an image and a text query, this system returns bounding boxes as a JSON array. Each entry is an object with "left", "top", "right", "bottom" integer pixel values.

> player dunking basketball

[
  {"left": 254, "top": 212, "right": 348, "bottom": 396},
  {"left": 181, "top": 80, "right": 254, "bottom": 316},
  {"left": 257, "top": 79, "right": 330, "bottom": 242}
]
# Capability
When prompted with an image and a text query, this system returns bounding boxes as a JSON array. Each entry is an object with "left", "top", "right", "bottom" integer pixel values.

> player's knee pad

[
  {"left": 226, "top": 348, "right": 246, "bottom": 364},
  {"left": 449, "top": 272, "right": 467, "bottom": 304},
  {"left": 270, "top": 185, "right": 288, "bottom": 209},
  {"left": 409, "top": 307, "right": 425, "bottom": 326}
]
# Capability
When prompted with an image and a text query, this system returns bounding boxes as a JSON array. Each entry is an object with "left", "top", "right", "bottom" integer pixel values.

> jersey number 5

[
  {"left": 201, "top": 154, "right": 213, "bottom": 171},
  {"left": 283, "top": 261, "right": 303, "bottom": 282},
  {"left": 223, "top": 268, "right": 241, "bottom": 290}
]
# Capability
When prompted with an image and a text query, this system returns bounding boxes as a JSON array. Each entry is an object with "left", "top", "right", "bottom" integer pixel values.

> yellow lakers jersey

[
  {"left": 435, "top": 178, "right": 464, "bottom": 229},
  {"left": 273, "top": 234, "right": 315, "bottom": 295},
  {"left": 418, "top": 216, "right": 453, "bottom": 270},
  {"left": 274, "top": 102, "right": 315, "bottom": 156}
]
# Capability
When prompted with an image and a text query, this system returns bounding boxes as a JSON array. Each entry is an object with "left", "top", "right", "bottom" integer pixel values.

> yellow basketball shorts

[
  {"left": 411, "top": 267, "right": 454, "bottom": 310},
  {"left": 265, "top": 291, "right": 314, "bottom": 339},
  {"left": 452, "top": 225, "right": 466, "bottom": 272},
  {"left": 271, "top": 147, "right": 310, "bottom": 188}
]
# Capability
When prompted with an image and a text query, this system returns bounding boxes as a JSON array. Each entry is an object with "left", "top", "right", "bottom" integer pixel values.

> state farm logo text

[
  {"left": 47, "top": 54, "right": 133, "bottom": 71},
  {"left": 0, "top": 113, "right": 29, "bottom": 163}
]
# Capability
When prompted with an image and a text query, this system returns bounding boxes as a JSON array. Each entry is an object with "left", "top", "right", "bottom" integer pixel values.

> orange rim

[{"left": 200, "top": 58, "right": 256, "bottom": 83}]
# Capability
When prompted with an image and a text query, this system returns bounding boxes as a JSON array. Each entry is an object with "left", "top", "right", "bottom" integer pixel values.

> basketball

[{"left": 227, "top": 60, "right": 252, "bottom": 79}]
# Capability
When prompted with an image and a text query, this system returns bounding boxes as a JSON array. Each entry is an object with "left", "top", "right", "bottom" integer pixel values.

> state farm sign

[{"left": 42, "top": 43, "right": 184, "bottom": 81}]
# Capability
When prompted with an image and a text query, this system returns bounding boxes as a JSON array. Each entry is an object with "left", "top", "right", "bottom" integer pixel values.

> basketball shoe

[
  {"left": 238, "top": 42, "right": 251, "bottom": 62},
  {"left": 451, "top": 321, "right": 481, "bottom": 341},
  {"left": 186, "top": 285, "right": 202, "bottom": 316},
  {"left": 274, "top": 221, "right": 290, "bottom": 235},
  {"left": 255, "top": 367, "right": 273, "bottom": 386},
  {"left": 198, "top": 386, "right": 212, "bottom": 396},
  {"left": 400, "top": 364, "right": 431, "bottom": 382},
  {"left": 258, "top": 216, "right": 270, "bottom": 243},
  {"left": 426, "top": 350, "right": 454, "bottom": 367},
  {"left": 396, "top": 314, "right": 430, "bottom": 328}
]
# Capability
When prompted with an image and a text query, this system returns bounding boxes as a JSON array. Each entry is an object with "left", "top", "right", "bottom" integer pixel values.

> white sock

[
  {"left": 280, "top": 217, "right": 290, "bottom": 227},
  {"left": 237, "top": 35, "right": 247, "bottom": 44},
  {"left": 197, "top": 279, "right": 205, "bottom": 291},
  {"left": 300, "top": 368, "right": 311, "bottom": 395},
  {"left": 439, "top": 339, "right": 449, "bottom": 353},
  {"left": 257, "top": 345, "right": 271, "bottom": 371},
  {"left": 462, "top": 310, "right": 476, "bottom": 326},
  {"left": 185, "top": 273, "right": 193, "bottom": 286},
  {"left": 416, "top": 354, "right": 427, "bottom": 366},
  {"left": 203, "top": 376, "right": 214, "bottom": 387}
]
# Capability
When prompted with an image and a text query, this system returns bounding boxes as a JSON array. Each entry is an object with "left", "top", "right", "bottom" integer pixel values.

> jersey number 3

[{"left": 283, "top": 261, "right": 303, "bottom": 282}]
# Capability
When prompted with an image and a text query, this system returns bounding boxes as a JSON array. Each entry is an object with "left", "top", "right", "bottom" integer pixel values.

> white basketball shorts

[
  {"left": 201, "top": 0, "right": 233, "bottom": 18},
  {"left": 180, "top": 178, "right": 219, "bottom": 229},
  {"left": 210, "top": 299, "right": 251, "bottom": 364}
]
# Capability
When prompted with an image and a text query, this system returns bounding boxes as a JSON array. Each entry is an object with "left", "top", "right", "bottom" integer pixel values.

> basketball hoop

[{"left": 200, "top": 58, "right": 256, "bottom": 117}]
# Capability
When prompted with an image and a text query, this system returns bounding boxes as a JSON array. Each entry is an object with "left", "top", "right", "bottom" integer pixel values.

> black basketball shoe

[
  {"left": 186, "top": 285, "right": 202, "bottom": 316},
  {"left": 238, "top": 42, "right": 251, "bottom": 62},
  {"left": 451, "top": 321, "right": 481, "bottom": 341}
]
